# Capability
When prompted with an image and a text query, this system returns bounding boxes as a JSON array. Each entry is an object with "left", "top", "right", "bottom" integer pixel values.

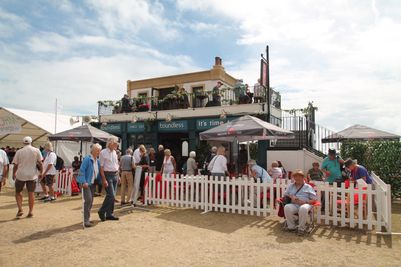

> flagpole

[{"left": 55, "top": 98, "right": 58, "bottom": 134}]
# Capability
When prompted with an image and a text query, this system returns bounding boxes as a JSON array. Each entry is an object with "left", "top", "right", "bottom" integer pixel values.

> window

[{"left": 157, "top": 87, "right": 176, "bottom": 99}]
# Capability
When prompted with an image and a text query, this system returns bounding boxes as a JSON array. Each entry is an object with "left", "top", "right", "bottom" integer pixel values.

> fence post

[
  {"left": 202, "top": 175, "right": 208, "bottom": 213},
  {"left": 386, "top": 184, "right": 392, "bottom": 234}
]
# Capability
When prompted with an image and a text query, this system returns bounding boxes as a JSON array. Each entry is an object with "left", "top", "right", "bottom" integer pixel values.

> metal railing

[
  {"left": 273, "top": 115, "right": 340, "bottom": 156},
  {"left": 98, "top": 86, "right": 281, "bottom": 116}
]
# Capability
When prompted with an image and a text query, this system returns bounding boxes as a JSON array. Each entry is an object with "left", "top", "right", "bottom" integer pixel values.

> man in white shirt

[
  {"left": 98, "top": 137, "right": 120, "bottom": 221},
  {"left": 0, "top": 148, "right": 9, "bottom": 192},
  {"left": 133, "top": 145, "right": 141, "bottom": 164},
  {"left": 12, "top": 136, "right": 43, "bottom": 218},
  {"left": 40, "top": 142, "right": 57, "bottom": 202}
]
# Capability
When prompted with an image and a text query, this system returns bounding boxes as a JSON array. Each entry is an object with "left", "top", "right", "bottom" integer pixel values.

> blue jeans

[{"left": 99, "top": 173, "right": 117, "bottom": 217}]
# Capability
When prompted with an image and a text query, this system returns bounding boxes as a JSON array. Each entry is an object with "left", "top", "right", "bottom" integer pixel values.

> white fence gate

[{"left": 144, "top": 173, "right": 392, "bottom": 233}]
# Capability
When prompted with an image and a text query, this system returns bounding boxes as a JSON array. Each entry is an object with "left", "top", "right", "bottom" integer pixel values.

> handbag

[{"left": 278, "top": 184, "right": 305, "bottom": 218}]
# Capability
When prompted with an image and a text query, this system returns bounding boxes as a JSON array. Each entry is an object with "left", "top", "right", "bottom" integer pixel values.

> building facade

[{"left": 98, "top": 57, "right": 282, "bottom": 169}]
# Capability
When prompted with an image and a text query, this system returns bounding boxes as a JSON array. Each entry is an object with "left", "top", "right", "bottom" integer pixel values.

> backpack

[{"left": 55, "top": 155, "right": 65, "bottom": 171}]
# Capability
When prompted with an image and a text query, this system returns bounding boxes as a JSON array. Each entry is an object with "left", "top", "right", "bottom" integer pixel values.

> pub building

[{"left": 97, "top": 57, "right": 282, "bottom": 170}]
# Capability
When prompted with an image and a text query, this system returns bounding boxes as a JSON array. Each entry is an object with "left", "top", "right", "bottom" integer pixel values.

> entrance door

[{"left": 159, "top": 133, "right": 189, "bottom": 173}]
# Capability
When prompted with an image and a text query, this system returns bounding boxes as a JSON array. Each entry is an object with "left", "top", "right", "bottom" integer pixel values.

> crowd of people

[{"left": 1, "top": 136, "right": 372, "bottom": 233}]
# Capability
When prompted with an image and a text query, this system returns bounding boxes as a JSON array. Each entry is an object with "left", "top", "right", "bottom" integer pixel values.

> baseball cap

[
  {"left": 23, "top": 136, "right": 32, "bottom": 144},
  {"left": 328, "top": 148, "right": 336, "bottom": 155}
]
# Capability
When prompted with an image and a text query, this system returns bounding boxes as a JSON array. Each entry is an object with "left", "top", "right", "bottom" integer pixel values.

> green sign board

[
  {"left": 196, "top": 118, "right": 235, "bottom": 131},
  {"left": 196, "top": 118, "right": 225, "bottom": 131},
  {"left": 100, "top": 123, "right": 121, "bottom": 134},
  {"left": 127, "top": 122, "right": 145, "bottom": 133},
  {"left": 158, "top": 120, "right": 188, "bottom": 132}
]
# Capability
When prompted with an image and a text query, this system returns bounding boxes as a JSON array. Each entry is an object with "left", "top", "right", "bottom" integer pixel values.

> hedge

[{"left": 341, "top": 141, "right": 401, "bottom": 199}]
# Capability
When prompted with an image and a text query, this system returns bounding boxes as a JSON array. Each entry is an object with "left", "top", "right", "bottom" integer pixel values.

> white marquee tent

[
  {"left": 0, "top": 107, "right": 77, "bottom": 147},
  {"left": 0, "top": 107, "right": 90, "bottom": 166}
]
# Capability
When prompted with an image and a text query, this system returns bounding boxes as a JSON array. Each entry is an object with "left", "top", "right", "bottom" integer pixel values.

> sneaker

[
  {"left": 38, "top": 196, "right": 49, "bottom": 200},
  {"left": 50, "top": 197, "right": 56, "bottom": 202},
  {"left": 43, "top": 197, "right": 52, "bottom": 202}
]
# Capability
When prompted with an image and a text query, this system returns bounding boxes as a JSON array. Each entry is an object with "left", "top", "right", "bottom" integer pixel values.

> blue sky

[{"left": 0, "top": 0, "right": 400, "bottom": 134}]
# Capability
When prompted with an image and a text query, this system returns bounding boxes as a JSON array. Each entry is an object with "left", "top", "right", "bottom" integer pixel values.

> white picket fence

[
  {"left": 144, "top": 173, "right": 392, "bottom": 233},
  {"left": 55, "top": 168, "right": 73, "bottom": 196}
]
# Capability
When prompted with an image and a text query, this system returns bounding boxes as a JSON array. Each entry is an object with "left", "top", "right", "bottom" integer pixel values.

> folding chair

[{"left": 277, "top": 198, "right": 321, "bottom": 234}]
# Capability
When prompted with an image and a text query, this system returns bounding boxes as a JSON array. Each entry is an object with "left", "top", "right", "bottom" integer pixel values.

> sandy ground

[{"left": 0, "top": 188, "right": 400, "bottom": 267}]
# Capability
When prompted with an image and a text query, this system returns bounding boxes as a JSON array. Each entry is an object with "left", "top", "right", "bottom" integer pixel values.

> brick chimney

[
  {"left": 213, "top": 56, "right": 224, "bottom": 70},
  {"left": 215, "top": 56, "right": 222, "bottom": 66}
]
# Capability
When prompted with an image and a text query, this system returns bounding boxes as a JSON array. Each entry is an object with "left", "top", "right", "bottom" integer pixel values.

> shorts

[
  {"left": 40, "top": 175, "right": 55, "bottom": 186},
  {"left": 15, "top": 180, "right": 36, "bottom": 193}
]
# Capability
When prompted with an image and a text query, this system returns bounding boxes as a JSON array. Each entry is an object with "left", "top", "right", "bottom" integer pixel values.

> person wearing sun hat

[
  {"left": 283, "top": 169, "right": 317, "bottom": 235},
  {"left": 12, "top": 136, "right": 43, "bottom": 218}
]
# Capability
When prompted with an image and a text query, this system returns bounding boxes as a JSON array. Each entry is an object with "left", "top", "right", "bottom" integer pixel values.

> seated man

[
  {"left": 283, "top": 169, "right": 317, "bottom": 235},
  {"left": 307, "top": 162, "right": 324, "bottom": 182}
]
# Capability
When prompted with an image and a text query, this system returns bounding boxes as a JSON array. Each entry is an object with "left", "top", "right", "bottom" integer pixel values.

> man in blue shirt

[
  {"left": 321, "top": 149, "right": 344, "bottom": 184},
  {"left": 344, "top": 158, "right": 372, "bottom": 184},
  {"left": 248, "top": 160, "right": 272, "bottom": 183}
]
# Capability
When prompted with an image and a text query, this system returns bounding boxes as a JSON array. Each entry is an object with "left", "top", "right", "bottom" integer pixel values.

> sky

[{"left": 0, "top": 0, "right": 400, "bottom": 134}]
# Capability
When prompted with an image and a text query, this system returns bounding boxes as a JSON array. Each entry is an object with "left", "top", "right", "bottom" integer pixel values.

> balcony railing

[{"left": 98, "top": 86, "right": 281, "bottom": 116}]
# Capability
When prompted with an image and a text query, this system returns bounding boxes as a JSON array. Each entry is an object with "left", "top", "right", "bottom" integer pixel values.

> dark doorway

[
  {"left": 157, "top": 87, "right": 176, "bottom": 99},
  {"left": 159, "top": 133, "right": 189, "bottom": 173}
]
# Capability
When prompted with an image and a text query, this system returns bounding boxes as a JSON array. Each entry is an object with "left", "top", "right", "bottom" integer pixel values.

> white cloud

[
  {"left": 177, "top": 0, "right": 401, "bottom": 134},
  {"left": 0, "top": 53, "right": 199, "bottom": 115},
  {"left": 85, "top": 0, "right": 179, "bottom": 39},
  {"left": 0, "top": 7, "right": 30, "bottom": 37}
]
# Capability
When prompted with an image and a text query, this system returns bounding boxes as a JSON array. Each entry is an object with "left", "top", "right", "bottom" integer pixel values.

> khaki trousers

[{"left": 120, "top": 171, "right": 134, "bottom": 203}]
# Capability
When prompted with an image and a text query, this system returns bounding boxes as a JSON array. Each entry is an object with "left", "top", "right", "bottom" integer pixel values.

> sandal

[
  {"left": 16, "top": 210, "right": 24, "bottom": 217},
  {"left": 27, "top": 213, "right": 34, "bottom": 218}
]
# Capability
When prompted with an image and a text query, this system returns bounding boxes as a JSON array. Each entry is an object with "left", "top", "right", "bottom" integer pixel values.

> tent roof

[
  {"left": 0, "top": 107, "right": 79, "bottom": 147},
  {"left": 322, "top": 124, "right": 400, "bottom": 143},
  {"left": 49, "top": 124, "right": 117, "bottom": 142},
  {"left": 200, "top": 115, "right": 294, "bottom": 142}
]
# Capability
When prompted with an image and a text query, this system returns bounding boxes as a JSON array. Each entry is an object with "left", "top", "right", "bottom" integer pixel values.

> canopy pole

[
  {"left": 247, "top": 141, "right": 250, "bottom": 161},
  {"left": 54, "top": 98, "right": 58, "bottom": 134}
]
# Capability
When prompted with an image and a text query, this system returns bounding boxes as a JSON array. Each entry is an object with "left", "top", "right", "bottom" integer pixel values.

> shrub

[{"left": 341, "top": 141, "right": 401, "bottom": 199}]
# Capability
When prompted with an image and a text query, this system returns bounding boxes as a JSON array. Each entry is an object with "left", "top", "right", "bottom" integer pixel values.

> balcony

[{"left": 98, "top": 86, "right": 282, "bottom": 122}]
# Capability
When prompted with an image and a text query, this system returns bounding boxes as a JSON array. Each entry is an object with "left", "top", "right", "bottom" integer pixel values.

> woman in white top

[
  {"left": 208, "top": 146, "right": 228, "bottom": 178},
  {"left": 268, "top": 161, "right": 283, "bottom": 182},
  {"left": 161, "top": 149, "right": 176, "bottom": 176}
]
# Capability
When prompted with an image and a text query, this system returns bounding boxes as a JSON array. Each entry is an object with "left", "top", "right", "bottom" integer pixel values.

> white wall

[{"left": 266, "top": 149, "right": 324, "bottom": 174}]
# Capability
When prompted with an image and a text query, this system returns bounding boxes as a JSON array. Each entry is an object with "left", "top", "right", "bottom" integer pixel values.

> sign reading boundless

[{"left": 158, "top": 120, "right": 188, "bottom": 132}]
